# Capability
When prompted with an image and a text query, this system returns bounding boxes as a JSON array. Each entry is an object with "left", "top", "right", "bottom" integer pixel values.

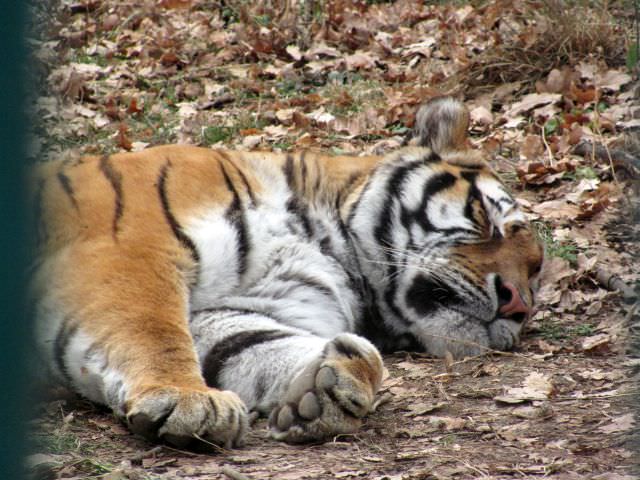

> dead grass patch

[{"left": 460, "top": 0, "right": 629, "bottom": 94}]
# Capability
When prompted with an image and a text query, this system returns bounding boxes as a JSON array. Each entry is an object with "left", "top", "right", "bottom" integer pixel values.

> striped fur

[{"left": 31, "top": 97, "right": 543, "bottom": 448}]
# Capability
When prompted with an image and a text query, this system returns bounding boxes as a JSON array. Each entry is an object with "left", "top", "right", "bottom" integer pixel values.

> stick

[{"left": 594, "top": 265, "right": 637, "bottom": 301}]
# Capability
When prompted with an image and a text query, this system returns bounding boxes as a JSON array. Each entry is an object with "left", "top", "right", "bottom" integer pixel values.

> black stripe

[
  {"left": 223, "top": 153, "right": 257, "bottom": 206},
  {"left": 192, "top": 306, "right": 265, "bottom": 318},
  {"left": 54, "top": 321, "right": 78, "bottom": 384},
  {"left": 405, "top": 274, "right": 463, "bottom": 317},
  {"left": 277, "top": 272, "right": 334, "bottom": 298},
  {"left": 423, "top": 151, "right": 441, "bottom": 164},
  {"left": 464, "top": 183, "right": 483, "bottom": 229},
  {"left": 202, "top": 330, "right": 293, "bottom": 388},
  {"left": 413, "top": 171, "right": 457, "bottom": 231},
  {"left": 373, "top": 160, "right": 425, "bottom": 247},
  {"left": 335, "top": 172, "right": 364, "bottom": 212},
  {"left": 34, "top": 178, "right": 48, "bottom": 245},
  {"left": 345, "top": 169, "right": 377, "bottom": 227},
  {"left": 286, "top": 197, "right": 313, "bottom": 237},
  {"left": 281, "top": 153, "right": 313, "bottom": 237},
  {"left": 220, "top": 162, "right": 250, "bottom": 276},
  {"left": 299, "top": 151, "right": 308, "bottom": 192},
  {"left": 157, "top": 161, "right": 200, "bottom": 264},
  {"left": 459, "top": 163, "right": 484, "bottom": 171},
  {"left": 57, "top": 170, "right": 79, "bottom": 211},
  {"left": 486, "top": 195, "right": 504, "bottom": 213},
  {"left": 332, "top": 338, "right": 363, "bottom": 359},
  {"left": 325, "top": 387, "right": 359, "bottom": 419},
  {"left": 99, "top": 155, "right": 124, "bottom": 238},
  {"left": 283, "top": 154, "right": 295, "bottom": 188},
  {"left": 373, "top": 159, "right": 425, "bottom": 324},
  {"left": 231, "top": 163, "right": 257, "bottom": 206}
]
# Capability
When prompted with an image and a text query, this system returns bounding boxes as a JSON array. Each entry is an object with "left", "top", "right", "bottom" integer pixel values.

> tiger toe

[{"left": 268, "top": 333, "right": 383, "bottom": 443}]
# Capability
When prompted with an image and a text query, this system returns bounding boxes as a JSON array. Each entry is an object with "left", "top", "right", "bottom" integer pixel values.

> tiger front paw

[
  {"left": 125, "top": 385, "right": 248, "bottom": 449},
  {"left": 268, "top": 333, "right": 384, "bottom": 443}
]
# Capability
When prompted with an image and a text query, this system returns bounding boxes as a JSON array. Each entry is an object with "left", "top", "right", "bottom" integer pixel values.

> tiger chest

[{"left": 184, "top": 198, "right": 363, "bottom": 337}]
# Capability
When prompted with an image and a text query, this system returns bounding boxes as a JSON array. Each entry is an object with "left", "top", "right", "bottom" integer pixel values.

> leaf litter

[{"left": 27, "top": 0, "right": 639, "bottom": 478}]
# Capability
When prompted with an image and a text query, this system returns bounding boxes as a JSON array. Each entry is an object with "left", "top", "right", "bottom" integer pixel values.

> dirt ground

[{"left": 27, "top": 0, "right": 639, "bottom": 478}]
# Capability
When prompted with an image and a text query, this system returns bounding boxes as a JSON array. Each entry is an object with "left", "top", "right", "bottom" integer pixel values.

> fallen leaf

[
  {"left": 595, "top": 69, "right": 632, "bottom": 92},
  {"left": 285, "top": 44, "right": 302, "bottom": 61},
  {"left": 307, "top": 107, "right": 336, "bottom": 126},
  {"left": 429, "top": 416, "right": 467, "bottom": 430},
  {"left": 242, "top": 134, "right": 264, "bottom": 149},
  {"left": 581, "top": 333, "right": 612, "bottom": 354},
  {"left": 275, "top": 108, "right": 296, "bottom": 126},
  {"left": 598, "top": 413, "right": 635, "bottom": 434},
  {"left": 505, "top": 93, "right": 561, "bottom": 118},
  {"left": 531, "top": 199, "right": 581, "bottom": 220},
  {"left": 403, "top": 401, "right": 447, "bottom": 417},
  {"left": 470, "top": 106, "right": 493, "bottom": 129},
  {"left": 495, "top": 372, "right": 554, "bottom": 403},
  {"left": 263, "top": 125, "right": 289, "bottom": 139}
]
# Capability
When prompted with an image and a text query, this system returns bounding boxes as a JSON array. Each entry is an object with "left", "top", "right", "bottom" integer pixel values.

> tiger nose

[{"left": 496, "top": 279, "right": 530, "bottom": 320}]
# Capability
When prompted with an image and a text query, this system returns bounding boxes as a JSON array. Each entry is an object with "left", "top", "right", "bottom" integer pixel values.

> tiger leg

[
  {"left": 34, "top": 242, "right": 248, "bottom": 448},
  {"left": 191, "top": 309, "right": 384, "bottom": 443}
]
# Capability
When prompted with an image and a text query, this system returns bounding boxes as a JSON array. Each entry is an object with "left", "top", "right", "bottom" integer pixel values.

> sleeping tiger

[{"left": 31, "top": 97, "right": 543, "bottom": 449}]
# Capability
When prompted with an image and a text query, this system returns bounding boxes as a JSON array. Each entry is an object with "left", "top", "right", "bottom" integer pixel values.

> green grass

[
  {"left": 203, "top": 125, "right": 235, "bottom": 145},
  {"left": 566, "top": 166, "right": 599, "bottom": 181},
  {"left": 534, "top": 222, "right": 580, "bottom": 265},
  {"left": 202, "top": 114, "right": 270, "bottom": 146},
  {"left": 73, "top": 52, "right": 109, "bottom": 67},
  {"left": 537, "top": 320, "right": 596, "bottom": 340},
  {"left": 34, "top": 431, "right": 85, "bottom": 455},
  {"left": 316, "top": 76, "right": 385, "bottom": 117}
]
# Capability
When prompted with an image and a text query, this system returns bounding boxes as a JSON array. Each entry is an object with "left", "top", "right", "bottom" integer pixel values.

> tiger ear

[{"left": 406, "top": 96, "right": 470, "bottom": 154}]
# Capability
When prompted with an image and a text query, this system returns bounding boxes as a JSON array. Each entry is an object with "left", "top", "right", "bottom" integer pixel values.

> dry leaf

[
  {"left": 598, "top": 413, "right": 635, "bottom": 434},
  {"left": 506, "top": 93, "right": 561, "bottom": 118},
  {"left": 581, "top": 333, "right": 612, "bottom": 354},
  {"left": 495, "top": 372, "right": 554, "bottom": 403},
  {"left": 404, "top": 401, "right": 447, "bottom": 417},
  {"left": 531, "top": 199, "right": 581, "bottom": 220}
]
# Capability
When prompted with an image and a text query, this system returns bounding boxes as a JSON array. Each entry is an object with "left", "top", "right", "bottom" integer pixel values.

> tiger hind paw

[{"left": 268, "top": 333, "right": 384, "bottom": 443}]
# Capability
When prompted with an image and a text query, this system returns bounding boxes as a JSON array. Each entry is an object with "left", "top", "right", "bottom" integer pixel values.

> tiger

[{"left": 31, "top": 96, "right": 543, "bottom": 449}]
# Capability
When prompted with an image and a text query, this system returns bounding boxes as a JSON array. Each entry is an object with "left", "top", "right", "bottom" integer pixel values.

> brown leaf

[
  {"left": 117, "top": 123, "right": 133, "bottom": 151},
  {"left": 569, "top": 82, "right": 597, "bottom": 104},
  {"left": 519, "top": 135, "right": 544, "bottom": 161},
  {"left": 531, "top": 199, "right": 581, "bottom": 220},
  {"left": 403, "top": 401, "right": 447, "bottom": 417},
  {"left": 598, "top": 413, "right": 635, "bottom": 434},
  {"left": 127, "top": 98, "right": 142, "bottom": 115},
  {"left": 581, "top": 333, "right": 612, "bottom": 354},
  {"left": 159, "top": 0, "right": 191, "bottom": 8},
  {"left": 495, "top": 372, "right": 554, "bottom": 404},
  {"left": 505, "top": 93, "right": 561, "bottom": 118}
]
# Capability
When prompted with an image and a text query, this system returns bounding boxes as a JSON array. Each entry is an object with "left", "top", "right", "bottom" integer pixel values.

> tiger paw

[
  {"left": 125, "top": 386, "right": 248, "bottom": 449},
  {"left": 268, "top": 333, "right": 384, "bottom": 443}
]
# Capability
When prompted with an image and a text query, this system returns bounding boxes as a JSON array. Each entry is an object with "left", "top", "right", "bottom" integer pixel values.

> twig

[
  {"left": 540, "top": 123, "right": 555, "bottom": 166},
  {"left": 551, "top": 390, "right": 640, "bottom": 402},
  {"left": 193, "top": 433, "right": 227, "bottom": 453},
  {"left": 594, "top": 265, "right": 637, "bottom": 301},
  {"left": 222, "top": 465, "right": 254, "bottom": 480}
]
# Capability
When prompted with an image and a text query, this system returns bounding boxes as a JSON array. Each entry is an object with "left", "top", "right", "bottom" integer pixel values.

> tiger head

[{"left": 349, "top": 97, "right": 544, "bottom": 358}]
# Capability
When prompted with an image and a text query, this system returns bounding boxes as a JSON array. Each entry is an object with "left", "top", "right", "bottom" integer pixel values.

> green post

[{"left": 0, "top": 1, "right": 28, "bottom": 479}]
